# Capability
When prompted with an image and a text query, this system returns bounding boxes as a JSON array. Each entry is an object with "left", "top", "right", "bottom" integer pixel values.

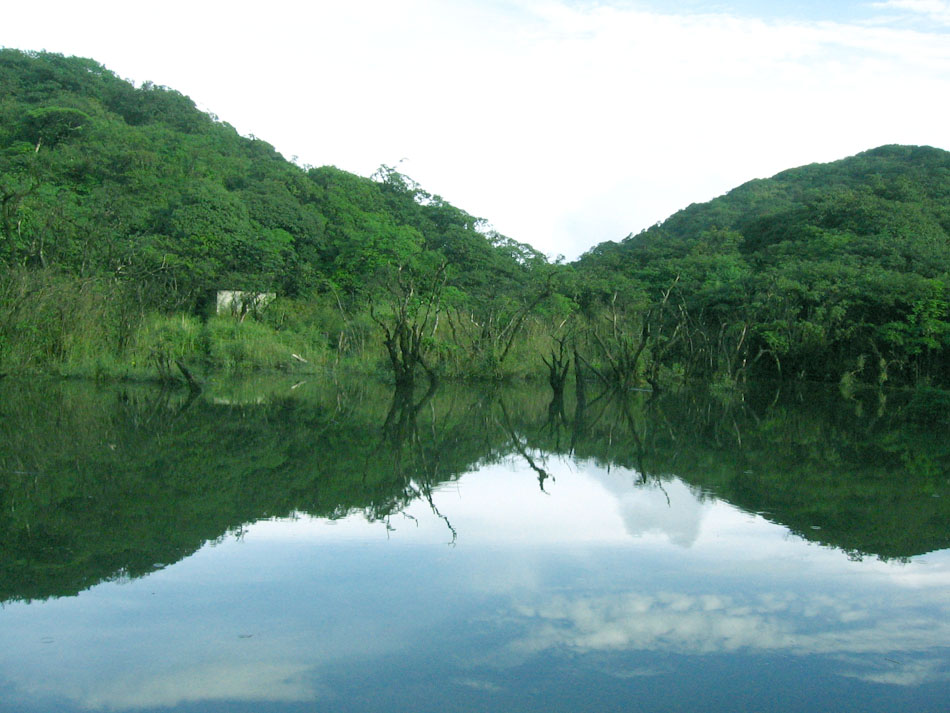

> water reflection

[{"left": 0, "top": 378, "right": 949, "bottom": 712}]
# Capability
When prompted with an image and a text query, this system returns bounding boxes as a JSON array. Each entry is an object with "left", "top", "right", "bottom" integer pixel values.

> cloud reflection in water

[{"left": 1, "top": 458, "right": 948, "bottom": 711}]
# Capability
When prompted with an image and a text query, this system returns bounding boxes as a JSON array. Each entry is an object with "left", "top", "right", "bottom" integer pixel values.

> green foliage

[
  {"left": 0, "top": 49, "right": 555, "bottom": 380},
  {"left": 127, "top": 312, "right": 206, "bottom": 364},
  {"left": 576, "top": 145, "right": 950, "bottom": 387},
  {"left": 19, "top": 106, "right": 90, "bottom": 146},
  {"left": 205, "top": 314, "right": 326, "bottom": 371},
  {"left": 0, "top": 268, "right": 123, "bottom": 372},
  {"left": 4, "top": 49, "right": 950, "bottom": 388}
]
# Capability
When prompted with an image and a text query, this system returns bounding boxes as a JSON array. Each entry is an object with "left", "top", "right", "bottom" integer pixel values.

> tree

[
  {"left": 0, "top": 141, "right": 41, "bottom": 264},
  {"left": 370, "top": 258, "right": 447, "bottom": 389}
]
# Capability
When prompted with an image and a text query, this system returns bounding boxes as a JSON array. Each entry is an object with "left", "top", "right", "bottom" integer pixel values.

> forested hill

[
  {"left": 575, "top": 145, "right": 950, "bottom": 386},
  {"left": 2, "top": 48, "right": 949, "bottom": 388},
  {"left": 593, "top": 144, "right": 950, "bottom": 257},
  {"left": 0, "top": 49, "right": 543, "bottom": 309}
]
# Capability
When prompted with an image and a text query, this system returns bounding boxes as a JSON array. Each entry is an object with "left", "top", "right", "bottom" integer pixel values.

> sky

[
  {"left": 3, "top": 460, "right": 950, "bottom": 708},
  {"left": 2, "top": 0, "right": 950, "bottom": 259}
]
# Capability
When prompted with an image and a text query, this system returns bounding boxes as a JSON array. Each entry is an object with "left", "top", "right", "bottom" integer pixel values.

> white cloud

[
  {"left": 78, "top": 662, "right": 319, "bottom": 710},
  {"left": 588, "top": 467, "right": 712, "bottom": 546},
  {"left": 872, "top": 0, "right": 950, "bottom": 25},
  {"left": 509, "top": 589, "right": 950, "bottom": 684},
  {"left": 839, "top": 657, "right": 950, "bottom": 686}
]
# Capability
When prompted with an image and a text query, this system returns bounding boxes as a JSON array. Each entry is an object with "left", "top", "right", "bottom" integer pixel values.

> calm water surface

[{"left": 1, "top": 378, "right": 948, "bottom": 712}]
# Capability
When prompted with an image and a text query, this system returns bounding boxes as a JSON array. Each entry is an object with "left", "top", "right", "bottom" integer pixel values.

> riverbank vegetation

[{"left": 2, "top": 49, "right": 949, "bottom": 390}]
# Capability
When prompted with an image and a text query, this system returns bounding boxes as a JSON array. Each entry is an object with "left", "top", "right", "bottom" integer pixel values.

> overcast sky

[{"left": 3, "top": 0, "right": 950, "bottom": 258}]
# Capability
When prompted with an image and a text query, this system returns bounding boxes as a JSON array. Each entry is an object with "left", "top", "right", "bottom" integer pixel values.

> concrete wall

[{"left": 215, "top": 290, "right": 276, "bottom": 316}]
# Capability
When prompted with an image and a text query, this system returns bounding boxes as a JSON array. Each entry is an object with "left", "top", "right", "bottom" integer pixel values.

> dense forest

[
  {"left": 2, "top": 49, "right": 949, "bottom": 389},
  {"left": 577, "top": 144, "right": 950, "bottom": 388}
]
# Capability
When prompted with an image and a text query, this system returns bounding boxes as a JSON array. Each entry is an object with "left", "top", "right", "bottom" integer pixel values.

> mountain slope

[
  {"left": 576, "top": 146, "right": 950, "bottom": 385},
  {"left": 0, "top": 49, "right": 541, "bottom": 312},
  {"left": 3, "top": 49, "right": 949, "bottom": 387}
]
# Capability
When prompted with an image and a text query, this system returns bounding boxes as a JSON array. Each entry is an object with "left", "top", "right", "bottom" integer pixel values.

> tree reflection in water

[{"left": 0, "top": 376, "right": 948, "bottom": 602}]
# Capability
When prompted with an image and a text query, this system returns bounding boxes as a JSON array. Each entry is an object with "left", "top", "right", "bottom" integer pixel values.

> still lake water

[{"left": 1, "top": 377, "right": 948, "bottom": 712}]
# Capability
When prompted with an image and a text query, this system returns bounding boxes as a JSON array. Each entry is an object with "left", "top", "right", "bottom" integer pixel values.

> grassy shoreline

[{"left": 0, "top": 269, "right": 553, "bottom": 384}]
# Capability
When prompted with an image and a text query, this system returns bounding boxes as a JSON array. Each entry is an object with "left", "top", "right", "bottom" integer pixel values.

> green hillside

[
  {"left": 0, "top": 49, "right": 543, "bottom": 300},
  {"left": 575, "top": 145, "right": 950, "bottom": 387},
  {"left": 0, "top": 49, "right": 552, "bottom": 380},
  {"left": 2, "top": 48, "right": 949, "bottom": 389}
]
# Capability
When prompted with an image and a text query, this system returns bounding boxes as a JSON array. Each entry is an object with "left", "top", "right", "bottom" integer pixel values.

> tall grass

[
  {"left": 126, "top": 313, "right": 206, "bottom": 376},
  {"left": 0, "top": 269, "right": 123, "bottom": 374},
  {"left": 205, "top": 314, "right": 327, "bottom": 371},
  {"left": 0, "top": 269, "right": 554, "bottom": 382}
]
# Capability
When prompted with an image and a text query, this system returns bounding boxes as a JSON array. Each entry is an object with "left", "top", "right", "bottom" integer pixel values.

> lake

[{"left": 1, "top": 377, "right": 948, "bottom": 712}]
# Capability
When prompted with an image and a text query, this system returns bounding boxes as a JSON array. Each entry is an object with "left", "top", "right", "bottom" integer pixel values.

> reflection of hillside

[
  {"left": 524, "top": 384, "right": 950, "bottom": 560},
  {"left": 1, "top": 378, "right": 948, "bottom": 603},
  {"left": 0, "top": 378, "right": 508, "bottom": 603}
]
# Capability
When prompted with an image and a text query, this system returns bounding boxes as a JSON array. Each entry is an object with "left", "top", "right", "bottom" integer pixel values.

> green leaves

[
  {"left": 574, "top": 145, "right": 950, "bottom": 386},
  {"left": 20, "top": 106, "right": 90, "bottom": 146}
]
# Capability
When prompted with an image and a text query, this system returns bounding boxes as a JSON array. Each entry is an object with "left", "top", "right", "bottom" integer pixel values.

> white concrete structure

[{"left": 215, "top": 290, "right": 275, "bottom": 317}]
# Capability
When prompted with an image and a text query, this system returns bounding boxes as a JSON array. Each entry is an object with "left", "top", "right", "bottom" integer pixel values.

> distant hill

[
  {"left": 0, "top": 49, "right": 541, "bottom": 312},
  {"left": 576, "top": 146, "right": 950, "bottom": 385},
  {"left": 585, "top": 144, "right": 950, "bottom": 270}
]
